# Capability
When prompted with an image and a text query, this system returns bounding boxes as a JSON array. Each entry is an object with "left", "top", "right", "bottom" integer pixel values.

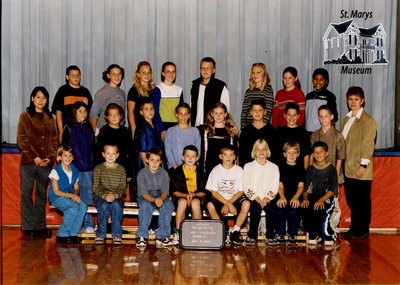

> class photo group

[{"left": 18, "top": 56, "right": 376, "bottom": 249}]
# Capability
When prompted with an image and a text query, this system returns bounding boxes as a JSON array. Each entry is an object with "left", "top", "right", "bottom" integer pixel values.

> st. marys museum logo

[{"left": 323, "top": 19, "right": 389, "bottom": 72}]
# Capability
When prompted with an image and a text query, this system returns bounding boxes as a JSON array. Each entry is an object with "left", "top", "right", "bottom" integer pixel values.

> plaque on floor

[{"left": 180, "top": 220, "right": 225, "bottom": 249}]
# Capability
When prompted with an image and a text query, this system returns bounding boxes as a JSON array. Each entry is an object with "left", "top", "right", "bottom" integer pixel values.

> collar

[{"left": 346, "top": 107, "right": 364, "bottom": 119}]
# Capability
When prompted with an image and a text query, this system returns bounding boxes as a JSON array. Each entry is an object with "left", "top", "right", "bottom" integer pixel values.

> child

[
  {"left": 51, "top": 65, "right": 93, "bottom": 143},
  {"left": 62, "top": 102, "right": 95, "bottom": 233},
  {"left": 90, "top": 64, "right": 127, "bottom": 133},
  {"left": 18, "top": 86, "right": 58, "bottom": 239},
  {"left": 239, "top": 99, "right": 279, "bottom": 167},
  {"left": 206, "top": 145, "right": 250, "bottom": 245},
  {"left": 153, "top": 61, "right": 184, "bottom": 130},
  {"left": 240, "top": 63, "right": 274, "bottom": 128},
  {"left": 127, "top": 61, "right": 164, "bottom": 138},
  {"left": 136, "top": 147, "right": 175, "bottom": 247},
  {"left": 272, "top": 66, "right": 305, "bottom": 128},
  {"left": 96, "top": 103, "right": 133, "bottom": 183},
  {"left": 276, "top": 102, "right": 311, "bottom": 169},
  {"left": 170, "top": 145, "right": 207, "bottom": 245},
  {"left": 165, "top": 103, "right": 201, "bottom": 170},
  {"left": 301, "top": 141, "right": 338, "bottom": 246},
  {"left": 93, "top": 144, "right": 127, "bottom": 245},
  {"left": 305, "top": 68, "right": 338, "bottom": 132},
  {"left": 310, "top": 105, "right": 345, "bottom": 178},
  {"left": 48, "top": 146, "right": 88, "bottom": 243},
  {"left": 243, "top": 139, "right": 280, "bottom": 246},
  {"left": 276, "top": 142, "right": 305, "bottom": 245},
  {"left": 200, "top": 102, "right": 239, "bottom": 176},
  {"left": 191, "top": 57, "right": 230, "bottom": 127}
]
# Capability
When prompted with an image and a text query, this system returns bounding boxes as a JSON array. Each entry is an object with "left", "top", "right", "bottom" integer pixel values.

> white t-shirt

[
  {"left": 194, "top": 85, "right": 230, "bottom": 127},
  {"left": 49, "top": 168, "right": 75, "bottom": 184},
  {"left": 206, "top": 164, "right": 243, "bottom": 200}
]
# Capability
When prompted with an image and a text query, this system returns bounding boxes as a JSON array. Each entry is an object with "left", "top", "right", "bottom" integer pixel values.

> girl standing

[
  {"left": 17, "top": 86, "right": 58, "bottom": 239},
  {"left": 200, "top": 102, "right": 239, "bottom": 176},
  {"left": 90, "top": 64, "right": 126, "bottom": 133},
  {"left": 272, "top": 66, "right": 305, "bottom": 128},
  {"left": 240, "top": 63, "right": 274, "bottom": 128},
  {"left": 153, "top": 61, "right": 184, "bottom": 130},
  {"left": 305, "top": 68, "right": 338, "bottom": 132},
  {"left": 127, "top": 61, "right": 164, "bottom": 138},
  {"left": 62, "top": 102, "right": 95, "bottom": 233}
]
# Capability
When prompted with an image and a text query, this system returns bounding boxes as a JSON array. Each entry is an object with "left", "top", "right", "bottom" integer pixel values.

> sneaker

[
  {"left": 84, "top": 227, "right": 95, "bottom": 234},
  {"left": 148, "top": 228, "right": 157, "bottom": 235},
  {"left": 308, "top": 235, "right": 322, "bottom": 245},
  {"left": 113, "top": 236, "right": 122, "bottom": 245},
  {"left": 276, "top": 234, "right": 285, "bottom": 244},
  {"left": 288, "top": 235, "right": 297, "bottom": 245},
  {"left": 245, "top": 237, "right": 256, "bottom": 246},
  {"left": 266, "top": 237, "right": 278, "bottom": 246},
  {"left": 136, "top": 237, "right": 146, "bottom": 247},
  {"left": 324, "top": 239, "right": 335, "bottom": 246},
  {"left": 156, "top": 238, "right": 173, "bottom": 247},
  {"left": 94, "top": 236, "right": 105, "bottom": 245},
  {"left": 230, "top": 231, "right": 242, "bottom": 245},
  {"left": 172, "top": 232, "right": 180, "bottom": 246}
]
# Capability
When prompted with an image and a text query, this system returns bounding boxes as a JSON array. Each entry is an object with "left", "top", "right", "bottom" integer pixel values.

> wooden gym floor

[{"left": 1, "top": 229, "right": 400, "bottom": 284}]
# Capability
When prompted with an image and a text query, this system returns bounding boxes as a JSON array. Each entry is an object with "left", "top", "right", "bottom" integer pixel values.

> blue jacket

[{"left": 62, "top": 123, "right": 94, "bottom": 172}]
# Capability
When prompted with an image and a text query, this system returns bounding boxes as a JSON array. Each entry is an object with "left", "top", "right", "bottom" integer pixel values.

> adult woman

[
  {"left": 17, "top": 86, "right": 58, "bottom": 239},
  {"left": 340, "top": 86, "right": 376, "bottom": 239},
  {"left": 240, "top": 62, "right": 274, "bottom": 129}
]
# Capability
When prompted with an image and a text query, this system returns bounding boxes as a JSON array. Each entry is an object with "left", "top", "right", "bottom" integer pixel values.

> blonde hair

[
  {"left": 251, "top": 139, "right": 271, "bottom": 159},
  {"left": 248, "top": 62, "right": 271, "bottom": 90},
  {"left": 205, "top": 102, "right": 239, "bottom": 137},
  {"left": 132, "top": 61, "right": 155, "bottom": 97},
  {"left": 283, "top": 141, "right": 300, "bottom": 153}
]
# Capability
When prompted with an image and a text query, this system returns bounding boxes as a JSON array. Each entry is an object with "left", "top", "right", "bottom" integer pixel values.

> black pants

[{"left": 344, "top": 177, "right": 372, "bottom": 235}]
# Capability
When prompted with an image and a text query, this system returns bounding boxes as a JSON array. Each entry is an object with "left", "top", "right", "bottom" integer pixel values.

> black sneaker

[
  {"left": 56, "top": 236, "right": 70, "bottom": 243},
  {"left": 288, "top": 235, "right": 297, "bottom": 245},
  {"left": 276, "top": 234, "right": 285, "bottom": 244},
  {"left": 230, "top": 231, "right": 242, "bottom": 245}
]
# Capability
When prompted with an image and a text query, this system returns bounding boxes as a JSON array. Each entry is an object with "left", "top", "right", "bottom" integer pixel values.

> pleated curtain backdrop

[{"left": 1, "top": 0, "right": 397, "bottom": 148}]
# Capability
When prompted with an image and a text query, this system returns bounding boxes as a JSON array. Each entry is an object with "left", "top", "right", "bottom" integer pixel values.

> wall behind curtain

[{"left": 2, "top": 0, "right": 397, "bottom": 148}]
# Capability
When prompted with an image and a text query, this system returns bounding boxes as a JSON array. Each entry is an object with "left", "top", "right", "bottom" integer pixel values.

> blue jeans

[
  {"left": 276, "top": 204, "right": 299, "bottom": 236},
  {"left": 136, "top": 198, "right": 174, "bottom": 239},
  {"left": 93, "top": 196, "right": 124, "bottom": 238},
  {"left": 20, "top": 165, "right": 51, "bottom": 231},
  {"left": 52, "top": 197, "right": 88, "bottom": 237},
  {"left": 79, "top": 171, "right": 94, "bottom": 228}
]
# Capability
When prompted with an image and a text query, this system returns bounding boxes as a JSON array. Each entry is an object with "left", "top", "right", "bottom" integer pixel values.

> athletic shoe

[
  {"left": 113, "top": 236, "right": 122, "bottom": 245},
  {"left": 276, "top": 234, "right": 285, "bottom": 244},
  {"left": 136, "top": 237, "right": 147, "bottom": 247},
  {"left": 94, "top": 236, "right": 105, "bottom": 245},
  {"left": 350, "top": 233, "right": 369, "bottom": 240},
  {"left": 156, "top": 238, "right": 173, "bottom": 247},
  {"left": 69, "top": 236, "right": 80, "bottom": 243},
  {"left": 308, "top": 235, "right": 322, "bottom": 245},
  {"left": 230, "top": 231, "right": 242, "bottom": 245},
  {"left": 84, "top": 227, "right": 95, "bottom": 234},
  {"left": 172, "top": 232, "right": 180, "bottom": 246},
  {"left": 245, "top": 237, "right": 256, "bottom": 246},
  {"left": 36, "top": 228, "right": 53, "bottom": 239},
  {"left": 324, "top": 239, "right": 335, "bottom": 246},
  {"left": 266, "top": 237, "right": 278, "bottom": 246}
]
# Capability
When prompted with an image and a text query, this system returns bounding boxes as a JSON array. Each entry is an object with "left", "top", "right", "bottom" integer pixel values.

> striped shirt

[
  {"left": 240, "top": 86, "right": 274, "bottom": 129},
  {"left": 93, "top": 163, "right": 126, "bottom": 200}
]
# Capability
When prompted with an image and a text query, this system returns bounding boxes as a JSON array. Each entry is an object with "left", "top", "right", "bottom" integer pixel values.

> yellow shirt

[{"left": 183, "top": 165, "right": 197, "bottom": 193}]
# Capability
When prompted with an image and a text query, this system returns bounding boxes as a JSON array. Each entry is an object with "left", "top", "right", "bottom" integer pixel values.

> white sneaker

[
  {"left": 324, "top": 240, "right": 335, "bottom": 246},
  {"left": 156, "top": 238, "right": 173, "bottom": 247},
  {"left": 84, "top": 227, "right": 95, "bottom": 234},
  {"left": 172, "top": 232, "right": 180, "bottom": 246},
  {"left": 136, "top": 237, "right": 147, "bottom": 247}
]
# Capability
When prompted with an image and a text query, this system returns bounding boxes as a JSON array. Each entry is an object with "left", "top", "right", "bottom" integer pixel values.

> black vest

[{"left": 190, "top": 77, "right": 226, "bottom": 126}]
